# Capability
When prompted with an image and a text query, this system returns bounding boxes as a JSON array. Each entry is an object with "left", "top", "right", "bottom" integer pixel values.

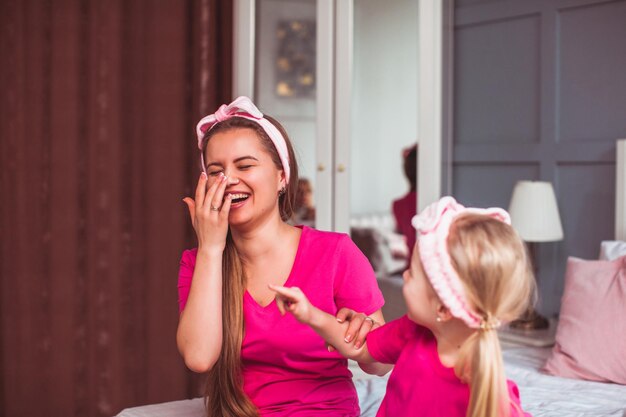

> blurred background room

[{"left": 2, "top": 0, "right": 625, "bottom": 415}]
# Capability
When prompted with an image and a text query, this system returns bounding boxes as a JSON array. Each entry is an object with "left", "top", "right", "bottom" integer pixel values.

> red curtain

[{"left": 0, "top": 0, "right": 232, "bottom": 415}]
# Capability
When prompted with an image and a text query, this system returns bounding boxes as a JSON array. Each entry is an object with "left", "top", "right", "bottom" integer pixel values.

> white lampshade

[{"left": 508, "top": 181, "right": 564, "bottom": 242}]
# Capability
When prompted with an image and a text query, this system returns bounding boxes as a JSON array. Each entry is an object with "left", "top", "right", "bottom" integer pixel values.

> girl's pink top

[
  {"left": 178, "top": 226, "right": 385, "bottom": 416},
  {"left": 367, "top": 315, "right": 531, "bottom": 417}
]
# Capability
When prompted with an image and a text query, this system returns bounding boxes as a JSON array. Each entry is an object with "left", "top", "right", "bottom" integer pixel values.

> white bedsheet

[
  {"left": 117, "top": 348, "right": 626, "bottom": 417},
  {"left": 503, "top": 346, "right": 626, "bottom": 417}
]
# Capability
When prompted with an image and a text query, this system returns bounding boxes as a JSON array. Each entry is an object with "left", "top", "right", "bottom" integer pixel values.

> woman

[
  {"left": 392, "top": 143, "right": 417, "bottom": 264},
  {"left": 177, "top": 96, "right": 390, "bottom": 417}
]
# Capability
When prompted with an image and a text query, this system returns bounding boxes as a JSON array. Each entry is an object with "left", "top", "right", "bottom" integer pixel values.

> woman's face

[{"left": 204, "top": 128, "right": 284, "bottom": 228}]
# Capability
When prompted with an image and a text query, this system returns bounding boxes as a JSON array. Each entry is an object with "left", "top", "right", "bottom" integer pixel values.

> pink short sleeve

[
  {"left": 333, "top": 234, "right": 385, "bottom": 315},
  {"left": 367, "top": 315, "right": 418, "bottom": 364},
  {"left": 507, "top": 380, "right": 532, "bottom": 417},
  {"left": 178, "top": 249, "right": 198, "bottom": 313}
]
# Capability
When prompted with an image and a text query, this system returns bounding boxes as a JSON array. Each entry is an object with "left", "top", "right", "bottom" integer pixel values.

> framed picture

[
  {"left": 275, "top": 19, "right": 316, "bottom": 99},
  {"left": 255, "top": 0, "right": 316, "bottom": 118}
]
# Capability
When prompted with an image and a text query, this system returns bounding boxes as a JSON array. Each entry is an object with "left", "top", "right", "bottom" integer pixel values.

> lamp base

[{"left": 509, "top": 308, "right": 549, "bottom": 330}]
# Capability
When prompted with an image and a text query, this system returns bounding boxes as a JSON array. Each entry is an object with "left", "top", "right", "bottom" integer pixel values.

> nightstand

[{"left": 498, "top": 318, "right": 558, "bottom": 349}]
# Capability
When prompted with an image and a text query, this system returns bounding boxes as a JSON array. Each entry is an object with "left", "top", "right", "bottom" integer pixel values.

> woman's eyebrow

[
  {"left": 206, "top": 156, "right": 259, "bottom": 168},
  {"left": 233, "top": 156, "right": 259, "bottom": 163}
]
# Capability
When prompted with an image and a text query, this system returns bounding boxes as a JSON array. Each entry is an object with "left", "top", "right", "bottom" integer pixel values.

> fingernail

[
  {"left": 201, "top": 172, "right": 207, "bottom": 179},
  {"left": 336, "top": 318, "right": 343, "bottom": 323},
  {"left": 345, "top": 335, "right": 352, "bottom": 342},
  {"left": 355, "top": 342, "right": 361, "bottom": 349},
  {"left": 327, "top": 345, "right": 332, "bottom": 352},
  {"left": 222, "top": 175, "right": 228, "bottom": 182}
]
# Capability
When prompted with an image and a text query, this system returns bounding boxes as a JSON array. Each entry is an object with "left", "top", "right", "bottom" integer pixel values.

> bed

[
  {"left": 351, "top": 342, "right": 626, "bottom": 417},
  {"left": 118, "top": 348, "right": 626, "bottom": 417},
  {"left": 502, "top": 347, "right": 626, "bottom": 417},
  {"left": 119, "top": 264, "right": 626, "bottom": 416},
  {"left": 118, "top": 140, "right": 626, "bottom": 417}
]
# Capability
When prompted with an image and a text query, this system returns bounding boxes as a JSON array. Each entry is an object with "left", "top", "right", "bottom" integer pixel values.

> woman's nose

[{"left": 224, "top": 173, "right": 240, "bottom": 185}]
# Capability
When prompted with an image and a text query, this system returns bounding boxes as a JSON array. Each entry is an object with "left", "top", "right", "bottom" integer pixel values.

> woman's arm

[
  {"left": 176, "top": 248, "right": 224, "bottom": 372},
  {"left": 177, "top": 172, "right": 232, "bottom": 373},
  {"left": 270, "top": 285, "right": 378, "bottom": 365}
]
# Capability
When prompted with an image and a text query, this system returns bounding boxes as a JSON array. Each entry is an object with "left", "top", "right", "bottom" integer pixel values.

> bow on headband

[
  {"left": 412, "top": 196, "right": 510, "bottom": 329},
  {"left": 195, "top": 96, "right": 291, "bottom": 182}
]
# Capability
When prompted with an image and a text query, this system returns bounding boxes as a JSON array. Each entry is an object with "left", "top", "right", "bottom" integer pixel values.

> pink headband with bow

[
  {"left": 412, "top": 196, "right": 510, "bottom": 329},
  {"left": 195, "top": 96, "right": 291, "bottom": 182}
]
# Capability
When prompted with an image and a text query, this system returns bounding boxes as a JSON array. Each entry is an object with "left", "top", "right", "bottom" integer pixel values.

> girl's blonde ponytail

[
  {"left": 456, "top": 330, "right": 508, "bottom": 417},
  {"left": 448, "top": 214, "right": 535, "bottom": 417}
]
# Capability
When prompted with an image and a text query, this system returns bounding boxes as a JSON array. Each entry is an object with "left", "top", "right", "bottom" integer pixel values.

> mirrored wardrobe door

[
  {"left": 253, "top": 0, "right": 329, "bottom": 229},
  {"left": 345, "top": 0, "right": 419, "bottom": 278}
]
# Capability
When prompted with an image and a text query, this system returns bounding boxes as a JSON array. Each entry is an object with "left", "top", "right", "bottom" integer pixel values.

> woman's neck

[{"left": 230, "top": 215, "right": 294, "bottom": 265}]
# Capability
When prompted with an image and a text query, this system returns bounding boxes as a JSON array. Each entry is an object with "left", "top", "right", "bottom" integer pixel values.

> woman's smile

[{"left": 227, "top": 192, "right": 251, "bottom": 209}]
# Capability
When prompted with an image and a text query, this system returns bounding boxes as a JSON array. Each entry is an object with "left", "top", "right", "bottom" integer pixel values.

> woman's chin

[
  {"left": 227, "top": 203, "right": 282, "bottom": 229},
  {"left": 227, "top": 211, "right": 249, "bottom": 226}
]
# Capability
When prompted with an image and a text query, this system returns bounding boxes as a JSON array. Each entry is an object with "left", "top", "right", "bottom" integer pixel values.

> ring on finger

[
  {"left": 210, "top": 205, "right": 220, "bottom": 211},
  {"left": 364, "top": 316, "right": 376, "bottom": 326}
]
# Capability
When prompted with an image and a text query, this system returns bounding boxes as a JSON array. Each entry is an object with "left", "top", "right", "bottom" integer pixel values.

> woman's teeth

[{"left": 229, "top": 193, "right": 250, "bottom": 203}]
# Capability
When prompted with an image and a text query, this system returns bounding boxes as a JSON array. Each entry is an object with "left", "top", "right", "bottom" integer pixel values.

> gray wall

[{"left": 451, "top": 0, "right": 626, "bottom": 316}]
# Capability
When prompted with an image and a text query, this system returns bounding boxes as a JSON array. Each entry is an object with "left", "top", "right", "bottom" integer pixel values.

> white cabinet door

[
  {"left": 236, "top": 0, "right": 332, "bottom": 229},
  {"left": 233, "top": 0, "right": 447, "bottom": 233},
  {"left": 346, "top": 0, "right": 419, "bottom": 233}
]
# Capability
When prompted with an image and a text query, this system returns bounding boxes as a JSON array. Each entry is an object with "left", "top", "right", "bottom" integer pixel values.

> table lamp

[{"left": 508, "top": 180, "right": 564, "bottom": 330}]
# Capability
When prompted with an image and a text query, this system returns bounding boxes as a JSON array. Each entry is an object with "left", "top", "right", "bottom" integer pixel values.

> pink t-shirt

[
  {"left": 392, "top": 191, "right": 417, "bottom": 254},
  {"left": 367, "top": 316, "right": 531, "bottom": 417},
  {"left": 178, "top": 226, "right": 385, "bottom": 417}
]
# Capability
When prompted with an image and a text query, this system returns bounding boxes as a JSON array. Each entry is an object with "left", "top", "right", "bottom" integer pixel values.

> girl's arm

[
  {"left": 270, "top": 285, "right": 378, "bottom": 366},
  {"left": 332, "top": 308, "right": 392, "bottom": 376},
  {"left": 177, "top": 172, "right": 232, "bottom": 373}
]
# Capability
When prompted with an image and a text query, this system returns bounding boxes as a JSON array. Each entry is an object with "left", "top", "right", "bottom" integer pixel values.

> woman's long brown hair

[{"left": 200, "top": 116, "right": 298, "bottom": 417}]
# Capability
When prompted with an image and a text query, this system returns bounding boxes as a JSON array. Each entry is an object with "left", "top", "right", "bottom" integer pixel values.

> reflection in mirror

[
  {"left": 350, "top": 0, "right": 418, "bottom": 282},
  {"left": 255, "top": 0, "right": 318, "bottom": 228}
]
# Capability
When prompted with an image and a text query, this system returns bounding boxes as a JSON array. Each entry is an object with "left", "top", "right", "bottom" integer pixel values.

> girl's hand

[
  {"left": 269, "top": 285, "right": 314, "bottom": 324},
  {"left": 335, "top": 307, "right": 379, "bottom": 350},
  {"left": 183, "top": 172, "right": 233, "bottom": 252}
]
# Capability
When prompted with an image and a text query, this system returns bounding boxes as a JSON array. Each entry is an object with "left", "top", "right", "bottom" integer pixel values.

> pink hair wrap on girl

[
  {"left": 411, "top": 196, "right": 511, "bottom": 329},
  {"left": 195, "top": 96, "right": 291, "bottom": 182}
]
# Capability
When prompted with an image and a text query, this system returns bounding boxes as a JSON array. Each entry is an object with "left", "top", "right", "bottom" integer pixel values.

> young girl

[
  {"left": 177, "top": 96, "right": 389, "bottom": 417},
  {"left": 272, "top": 196, "right": 534, "bottom": 417}
]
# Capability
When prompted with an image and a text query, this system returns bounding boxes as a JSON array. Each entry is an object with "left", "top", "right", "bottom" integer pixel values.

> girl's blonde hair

[
  {"left": 201, "top": 116, "right": 299, "bottom": 417},
  {"left": 447, "top": 213, "right": 535, "bottom": 417}
]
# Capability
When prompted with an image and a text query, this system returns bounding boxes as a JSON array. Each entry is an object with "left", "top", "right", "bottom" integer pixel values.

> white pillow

[{"left": 598, "top": 240, "right": 626, "bottom": 260}]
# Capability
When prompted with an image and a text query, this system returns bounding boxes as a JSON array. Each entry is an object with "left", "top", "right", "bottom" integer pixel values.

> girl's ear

[{"left": 436, "top": 303, "right": 453, "bottom": 323}]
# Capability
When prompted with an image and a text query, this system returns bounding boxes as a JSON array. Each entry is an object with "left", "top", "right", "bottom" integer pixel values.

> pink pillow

[{"left": 543, "top": 256, "right": 626, "bottom": 384}]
